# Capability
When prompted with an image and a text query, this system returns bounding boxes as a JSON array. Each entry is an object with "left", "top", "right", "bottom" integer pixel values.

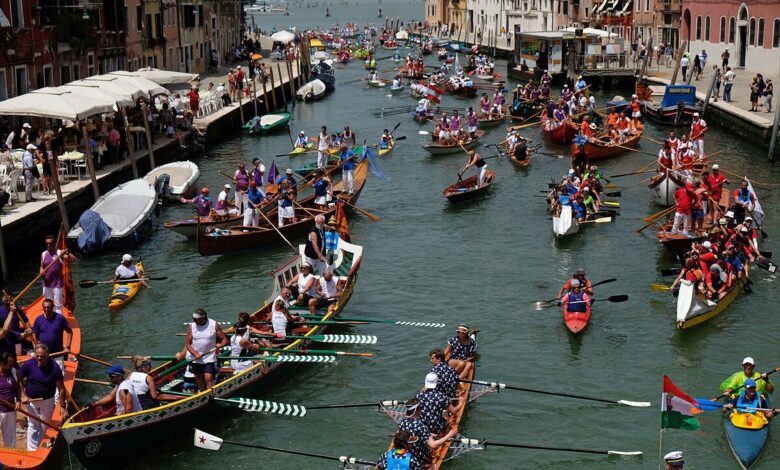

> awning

[
  {"left": 77, "top": 76, "right": 150, "bottom": 101},
  {"left": 0, "top": 87, "right": 115, "bottom": 120},
  {"left": 105, "top": 73, "right": 171, "bottom": 97},
  {"left": 60, "top": 83, "right": 134, "bottom": 108},
  {"left": 116, "top": 67, "right": 199, "bottom": 86}
]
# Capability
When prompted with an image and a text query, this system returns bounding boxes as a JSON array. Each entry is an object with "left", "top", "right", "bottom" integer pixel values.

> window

[
  {"left": 136, "top": 6, "right": 143, "bottom": 31},
  {"left": 636, "top": 0, "right": 640, "bottom": 12},
  {"left": 774, "top": 19, "right": 780, "bottom": 47},
  {"left": 696, "top": 16, "right": 702, "bottom": 40},
  {"left": 705, "top": 16, "right": 710, "bottom": 41},
  {"left": 720, "top": 17, "right": 726, "bottom": 42},
  {"left": 43, "top": 65, "right": 53, "bottom": 87},
  {"left": 155, "top": 13, "right": 162, "bottom": 39},
  {"left": 750, "top": 18, "right": 756, "bottom": 45},
  {"left": 183, "top": 6, "right": 196, "bottom": 28},
  {"left": 88, "top": 53, "right": 95, "bottom": 76},
  {"left": 563, "top": 1, "right": 567, "bottom": 14},
  {"left": 0, "top": 71, "right": 7, "bottom": 101},
  {"left": 729, "top": 17, "right": 735, "bottom": 43},
  {"left": 758, "top": 18, "right": 765, "bottom": 46},
  {"left": 60, "top": 66, "right": 70, "bottom": 85},
  {"left": 10, "top": 0, "right": 24, "bottom": 28},
  {"left": 72, "top": 65, "right": 81, "bottom": 81},
  {"left": 646, "top": 0, "right": 650, "bottom": 12}
]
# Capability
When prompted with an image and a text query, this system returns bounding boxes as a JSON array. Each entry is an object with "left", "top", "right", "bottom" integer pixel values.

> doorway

[{"left": 738, "top": 25, "right": 747, "bottom": 66}]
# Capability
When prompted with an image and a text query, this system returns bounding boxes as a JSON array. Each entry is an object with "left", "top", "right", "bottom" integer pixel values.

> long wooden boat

[
  {"left": 573, "top": 129, "right": 643, "bottom": 160},
  {"left": 422, "top": 131, "right": 484, "bottom": 156},
  {"left": 443, "top": 170, "right": 495, "bottom": 203},
  {"left": 164, "top": 214, "right": 243, "bottom": 238},
  {"left": 196, "top": 160, "right": 367, "bottom": 256},
  {"left": 62, "top": 239, "right": 364, "bottom": 468},
  {"left": 0, "top": 296, "right": 81, "bottom": 469},
  {"left": 476, "top": 115, "right": 506, "bottom": 129},
  {"left": 540, "top": 113, "right": 578, "bottom": 144},
  {"left": 429, "top": 346, "right": 475, "bottom": 467},
  {"left": 724, "top": 398, "right": 770, "bottom": 469},
  {"left": 675, "top": 275, "right": 746, "bottom": 329},
  {"left": 563, "top": 299, "right": 591, "bottom": 334},
  {"left": 656, "top": 190, "right": 729, "bottom": 253},
  {"left": 648, "top": 169, "right": 685, "bottom": 207},
  {"left": 552, "top": 205, "right": 579, "bottom": 237},
  {"left": 108, "top": 260, "right": 144, "bottom": 312}
]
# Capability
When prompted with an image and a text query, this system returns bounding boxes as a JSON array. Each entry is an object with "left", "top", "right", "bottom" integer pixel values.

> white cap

[
  {"left": 702, "top": 241, "right": 712, "bottom": 249},
  {"left": 725, "top": 210, "right": 734, "bottom": 218},
  {"left": 570, "top": 279, "right": 581, "bottom": 288},
  {"left": 424, "top": 373, "right": 438, "bottom": 389},
  {"left": 22, "top": 123, "right": 31, "bottom": 129},
  {"left": 122, "top": 254, "right": 133, "bottom": 262},
  {"left": 26, "top": 144, "right": 36, "bottom": 150},
  {"left": 568, "top": 169, "right": 575, "bottom": 175},
  {"left": 664, "top": 451, "right": 683, "bottom": 461},
  {"left": 223, "top": 183, "right": 231, "bottom": 189},
  {"left": 712, "top": 164, "right": 719, "bottom": 169},
  {"left": 743, "top": 356, "right": 755, "bottom": 365},
  {"left": 693, "top": 112, "right": 700, "bottom": 117}
]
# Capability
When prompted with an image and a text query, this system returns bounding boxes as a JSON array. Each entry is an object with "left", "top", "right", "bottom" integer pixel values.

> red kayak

[{"left": 563, "top": 301, "right": 591, "bottom": 334}]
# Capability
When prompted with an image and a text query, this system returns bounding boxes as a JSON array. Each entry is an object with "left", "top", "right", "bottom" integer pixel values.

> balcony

[{"left": 654, "top": 0, "right": 681, "bottom": 13}]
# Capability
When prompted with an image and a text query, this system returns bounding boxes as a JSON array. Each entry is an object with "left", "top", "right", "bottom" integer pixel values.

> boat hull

[
  {"left": 573, "top": 131, "right": 642, "bottom": 160},
  {"left": 725, "top": 400, "right": 770, "bottom": 469},
  {"left": 108, "top": 261, "right": 144, "bottom": 311},
  {"left": 477, "top": 116, "right": 506, "bottom": 129},
  {"left": 164, "top": 215, "right": 243, "bottom": 238},
  {"left": 563, "top": 302, "right": 591, "bottom": 334},
  {"left": 541, "top": 115, "right": 578, "bottom": 144},
  {"left": 675, "top": 277, "right": 744, "bottom": 329},
  {"left": 443, "top": 170, "right": 495, "bottom": 202},
  {"left": 643, "top": 103, "right": 702, "bottom": 126},
  {"left": 553, "top": 205, "right": 579, "bottom": 237},
  {"left": 648, "top": 170, "right": 684, "bottom": 207}
]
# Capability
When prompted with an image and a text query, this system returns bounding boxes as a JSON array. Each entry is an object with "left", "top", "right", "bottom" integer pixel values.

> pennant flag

[
  {"left": 194, "top": 429, "right": 223, "bottom": 451},
  {"left": 335, "top": 200, "right": 351, "bottom": 242},
  {"left": 267, "top": 160, "right": 278, "bottom": 186},
  {"left": 363, "top": 147, "right": 388, "bottom": 181},
  {"left": 417, "top": 84, "right": 442, "bottom": 104},
  {"left": 745, "top": 178, "right": 764, "bottom": 228},
  {"left": 661, "top": 376, "right": 702, "bottom": 430},
  {"left": 58, "top": 224, "right": 75, "bottom": 312}
]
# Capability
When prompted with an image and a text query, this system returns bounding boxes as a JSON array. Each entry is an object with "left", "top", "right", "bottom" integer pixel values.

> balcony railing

[{"left": 654, "top": 0, "right": 682, "bottom": 12}]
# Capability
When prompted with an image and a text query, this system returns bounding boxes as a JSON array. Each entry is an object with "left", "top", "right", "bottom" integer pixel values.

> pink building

[{"left": 681, "top": 1, "right": 780, "bottom": 76}]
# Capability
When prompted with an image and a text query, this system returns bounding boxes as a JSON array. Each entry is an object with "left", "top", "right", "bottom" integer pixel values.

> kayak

[
  {"left": 563, "top": 298, "right": 591, "bottom": 334},
  {"left": 108, "top": 260, "right": 145, "bottom": 312},
  {"left": 288, "top": 142, "right": 314, "bottom": 156},
  {"left": 378, "top": 140, "right": 394, "bottom": 157},
  {"left": 724, "top": 398, "right": 771, "bottom": 469}
]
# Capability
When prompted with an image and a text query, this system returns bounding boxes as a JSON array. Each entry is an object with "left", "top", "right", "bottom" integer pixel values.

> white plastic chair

[{"left": 5, "top": 169, "right": 21, "bottom": 203}]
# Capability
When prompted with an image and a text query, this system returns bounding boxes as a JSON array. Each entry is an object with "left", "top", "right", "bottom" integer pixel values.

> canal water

[{"left": 5, "top": 1, "right": 780, "bottom": 468}]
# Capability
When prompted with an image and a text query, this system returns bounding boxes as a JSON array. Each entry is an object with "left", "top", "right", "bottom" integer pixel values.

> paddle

[
  {"left": 531, "top": 294, "right": 629, "bottom": 310},
  {"left": 79, "top": 277, "right": 167, "bottom": 288},
  {"left": 193, "top": 429, "right": 376, "bottom": 465},
  {"left": 711, "top": 366, "right": 780, "bottom": 400},
  {"left": 461, "top": 379, "right": 650, "bottom": 407},
  {"left": 257, "top": 348, "right": 375, "bottom": 357},
  {"left": 299, "top": 314, "right": 446, "bottom": 328},
  {"left": 695, "top": 398, "right": 779, "bottom": 414},
  {"left": 650, "top": 283, "right": 672, "bottom": 292},
  {"left": 275, "top": 149, "right": 316, "bottom": 158},
  {"left": 453, "top": 436, "right": 643, "bottom": 456},
  {"left": 528, "top": 277, "right": 617, "bottom": 310},
  {"left": 580, "top": 217, "right": 612, "bottom": 224},
  {"left": 76, "top": 353, "right": 114, "bottom": 367}
]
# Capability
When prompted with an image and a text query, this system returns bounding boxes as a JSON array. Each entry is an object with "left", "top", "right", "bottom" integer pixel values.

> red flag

[
  {"left": 58, "top": 225, "right": 75, "bottom": 312},
  {"left": 335, "top": 201, "right": 351, "bottom": 242}
]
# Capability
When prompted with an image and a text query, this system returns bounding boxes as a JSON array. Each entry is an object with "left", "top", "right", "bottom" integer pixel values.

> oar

[
  {"left": 0, "top": 397, "right": 63, "bottom": 431},
  {"left": 531, "top": 294, "right": 628, "bottom": 310},
  {"left": 461, "top": 379, "right": 650, "bottom": 407},
  {"left": 610, "top": 169, "right": 657, "bottom": 178},
  {"left": 193, "top": 429, "right": 376, "bottom": 465},
  {"left": 644, "top": 205, "right": 676, "bottom": 223},
  {"left": 76, "top": 354, "right": 114, "bottom": 367},
  {"left": 275, "top": 149, "right": 317, "bottom": 158},
  {"left": 75, "top": 378, "right": 112, "bottom": 386},
  {"left": 257, "top": 348, "right": 374, "bottom": 357},
  {"left": 333, "top": 193, "right": 381, "bottom": 221},
  {"left": 650, "top": 283, "right": 672, "bottom": 292},
  {"left": 601, "top": 201, "right": 620, "bottom": 208},
  {"left": 250, "top": 333, "right": 378, "bottom": 344},
  {"left": 127, "top": 354, "right": 337, "bottom": 363},
  {"left": 529, "top": 278, "right": 617, "bottom": 310},
  {"left": 454, "top": 436, "right": 642, "bottom": 456},
  {"left": 79, "top": 277, "right": 167, "bottom": 288},
  {"left": 568, "top": 295, "right": 629, "bottom": 304},
  {"left": 695, "top": 399, "right": 779, "bottom": 413},
  {"left": 299, "top": 314, "right": 445, "bottom": 328},
  {"left": 579, "top": 217, "right": 612, "bottom": 224}
]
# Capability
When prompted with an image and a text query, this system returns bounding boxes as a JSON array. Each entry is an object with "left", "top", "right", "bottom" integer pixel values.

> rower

[
  {"left": 180, "top": 187, "right": 213, "bottom": 216},
  {"left": 466, "top": 107, "right": 478, "bottom": 139},
  {"left": 18, "top": 343, "right": 67, "bottom": 451},
  {"left": 243, "top": 180, "right": 263, "bottom": 227},
  {"left": 616, "top": 113, "right": 631, "bottom": 142},
  {"left": 512, "top": 137, "right": 529, "bottom": 163},
  {"left": 92, "top": 364, "right": 141, "bottom": 416},
  {"left": 339, "top": 144, "right": 357, "bottom": 195},
  {"left": 376, "top": 430, "right": 424, "bottom": 470},
  {"left": 579, "top": 116, "right": 592, "bottom": 138},
  {"left": 251, "top": 158, "right": 266, "bottom": 197},
  {"left": 663, "top": 451, "right": 685, "bottom": 469},
  {"left": 343, "top": 126, "right": 357, "bottom": 148},
  {"left": 479, "top": 93, "right": 490, "bottom": 116},
  {"left": 0, "top": 352, "right": 18, "bottom": 448},
  {"left": 630, "top": 94, "right": 642, "bottom": 129},
  {"left": 304, "top": 215, "right": 328, "bottom": 274},
  {"left": 581, "top": 187, "right": 600, "bottom": 214},
  {"left": 658, "top": 142, "right": 674, "bottom": 171},
  {"left": 129, "top": 356, "right": 179, "bottom": 409},
  {"left": 572, "top": 145, "right": 589, "bottom": 174},
  {"left": 312, "top": 170, "right": 332, "bottom": 210},
  {"left": 185, "top": 308, "right": 228, "bottom": 391},
  {"left": 429, "top": 349, "right": 459, "bottom": 399},
  {"left": 671, "top": 182, "right": 695, "bottom": 235},
  {"left": 32, "top": 298, "right": 73, "bottom": 380},
  {"left": 227, "top": 313, "right": 270, "bottom": 374},
  {"left": 287, "top": 262, "right": 317, "bottom": 309},
  {"left": 395, "top": 399, "right": 458, "bottom": 468},
  {"left": 723, "top": 379, "right": 778, "bottom": 418},
  {"left": 558, "top": 269, "right": 593, "bottom": 298},
  {"left": 113, "top": 254, "right": 149, "bottom": 288},
  {"left": 233, "top": 163, "right": 249, "bottom": 215},
  {"left": 379, "top": 129, "right": 394, "bottom": 149},
  {"left": 317, "top": 126, "right": 331, "bottom": 169},
  {"left": 690, "top": 112, "right": 707, "bottom": 158},
  {"left": 732, "top": 179, "right": 756, "bottom": 224},
  {"left": 415, "top": 373, "right": 463, "bottom": 434},
  {"left": 575, "top": 75, "right": 587, "bottom": 93},
  {"left": 450, "top": 110, "right": 461, "bottom": 134},
  {"left": 666, "top": 131, "right": 680, "bottom": 152},
  {"left": 706, "top": 164, "right": 728, "bottom": 219},
  {"left": 461, "top": 150, "right": 487, "bottom": 188},
  {"left": 444, "top": 324, "right": 477, "bottom": 379},
  {"left": 561, "top": 279, "right": 590, "bottom": 312},
  {"left": 721, "top": 357, "right": 775, "bottom": 398},
  {"left": 270, "top": 296, "right": 301, "bottom": 340},
  {"left": 705, "top": 258, "right": 731, "bottom": 300},
  {"left": 294, "top": 131, "right": 308, "bottom": 149},
  {"left": 40, "top": 235, "right": 73, "bottom": 315},
  {"left": 277, "top": 178, "right": 296, "bottom": 227},
  {"left": 215, "top": 184, "right": 237, "bottom": 217}
]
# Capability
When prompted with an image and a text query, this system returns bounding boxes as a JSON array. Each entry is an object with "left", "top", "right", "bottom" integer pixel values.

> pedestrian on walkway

[
  {"left": 711, "top": 65, "right": 721, "bottom": 101},
  {"left": 665, "top": 45, "right": 672, "bottom": 68},
  {"left": 721, "top": 49, "right": 730, "bottom": 73},
  {"left": 749, "top": 76, "right": 760, "bottom": 111},
  {"left": 765, "top": 79, "right": 773, "bottom": 113},
  {"left": 700, "top": 49, "right": 708, "bottom": 70},
  {"left": 723, "top": 67, "right": 735, "bottom": 102},
  {"left": 693, "top": 54, "right": 702, "bottom": 80},
  {"left": 680, "top": 54, "right": 690, "bottom": 82},
  {"left": 22, "top": 144, "right": 36, "bottom": 202},
  {"left": 757, "top": 74, "right": 766, "bottom": 109}
]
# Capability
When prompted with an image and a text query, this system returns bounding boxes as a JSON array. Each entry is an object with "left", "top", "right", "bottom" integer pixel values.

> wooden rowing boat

[
  {"left": 413, "top": 112, "right": 433, "bottom": 124},
  {"left": 196, "top": 160, "right": 367, "bottom": 256},
  {"left": 61, "top": 238, "right": 363, "bottom": 468},
  {"left": 367, "top": 79, "right": 388, "bottom": 88},
  {"left": 164, "top": 214, "right": 243, "bottom": 238},
  {"left": 553, "top": 205, "right": 579, "bottom": 237},
  {"left": 422, "top": 131, "right": 484, "bottom": 156},
  {"left": 563, "top": 298, "right": 591, "bottom": 334},
  {"left": 108, "top": 260, "right": 144, "bottom": 312},
  {"left": 724, "top": 398, "right": 770, "bottom": 469},
  {"left": 573, "top": 129, "right": 643, "bottom": 160},
  {"left": 0, "top": 296, "right": 81, "bottom": 469},
  {"left": 443, "top": 170, "right": 496, "bottom": 203},
  {"left": 648, "top": 169, "right": 685, "bottom": 207},
  {"left": 429, "top": 346, "right": 475, "bottom": 467},
  {"left": 477, "top": 115, "right": 506, "bottom": 129},
  {"left": 540, "top": 113, "right": 578, "bottom": 144},
  {"left": 509, "top": 155, "right": 531, "bottom": 169},
  {"left": 675, "top": 275, "right": 746, "bottom": 329}
]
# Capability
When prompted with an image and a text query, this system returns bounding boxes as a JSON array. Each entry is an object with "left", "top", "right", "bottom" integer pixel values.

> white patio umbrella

[
  {"left": 122, "top": 67, "right": 199, "bottom": 85},
  {"left": 77, "top": 76, "right": 149, "bottom": 101},
  {"left": 102, "top": 73, "right": 170, "bottom": 97},
  {"left": 60, "top": 83, "right": 134, "bottom": 108},
  {"left": 271, "top": 30, "right": 295, "bottom": 43},
  {"left": 0, "top": 87, "right": 115, "bottom": 120}
]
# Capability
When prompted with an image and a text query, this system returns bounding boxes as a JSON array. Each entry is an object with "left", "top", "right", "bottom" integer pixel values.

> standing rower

[
  {"left": 181, "top": 187, "right": 213, "bottom": 216},
  {"left": 304, "top": 215, "right": 328, "bottom": 274},
  {"left": 690, "top": 112, "right": 707, "bottom": 158},
  {"left": 317, "top": 126, "right": 331, "bottom": 169},
  {"left": 185, "top": 308, "right": 228, "bottom": 391},
  {"left": 40, "top": 236, "right": 73, "bottom": 314},
  {"left": 461, "top": 150, "right": 487, "bottom": 188}
]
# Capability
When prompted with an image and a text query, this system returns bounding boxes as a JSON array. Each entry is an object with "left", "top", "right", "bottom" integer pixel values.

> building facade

[
  {"left": 553, "top": 0, "right": 595, "bottom": 29},
  {"left": 681, "top": 1, "right": 780, "bottom": 76},
  {"left": 425, "top": 0, "right": 447, "bottom": 28}
]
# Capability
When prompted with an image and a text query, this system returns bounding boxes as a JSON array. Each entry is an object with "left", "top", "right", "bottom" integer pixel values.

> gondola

[
  {"left": 572, "top": 128, "right": 643, "bottom": 160},
  {"left": 443, "top": 170, "right": 496, "bottom": 203}
]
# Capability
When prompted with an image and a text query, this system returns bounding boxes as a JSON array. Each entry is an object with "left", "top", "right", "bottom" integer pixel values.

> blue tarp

[
  {"left": 661, "top": 85, "right": 697, "bottom": 108},
  {"left": 76, "top": 210, "right": 112, "bottom": 255}
]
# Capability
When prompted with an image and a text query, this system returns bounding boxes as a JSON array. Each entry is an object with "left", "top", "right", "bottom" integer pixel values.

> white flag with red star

[{"left": 194, "top": 429, "right": 223, "bottom": 451}]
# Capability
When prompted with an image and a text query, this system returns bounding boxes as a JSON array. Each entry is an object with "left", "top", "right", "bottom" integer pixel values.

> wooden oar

[
  {"left": 76, "top": 354, "right": 114, "bottom": 367},
  {"left": 333, "top": 193, "right": 381, "bottom": 221},
  {"left": 257, "top": 348, "right": 374, "bottom": 357},
  {"left": 0, "top": 397, "right": 62, "bottom": 431},
  {"left": 78, "top": 277, "right": 167, "bottom": 288},
  {"left": 610, "top": 169, "right": 657, "bottom": 178},
  {"left": 637, "top": 207, "right": 676, "bottom": 233},
  {"left": 254, "top": 201, "right": 297, "bottom": 252},
  {"left": 644, "top": 205, "right": 677, "bottom": 223},
  {"left": 125, "top": 353, "right": 336, "bottom": 363},
  {"left": 300, "top": 314, "right": 445, "bottom": 328},
  {"left": 192, "top": 429, "right": 376, "bottom": 465},
  {"left": 461, "top": 379, "right": 650, "bottom": 407},
  {"left": 75, "top": 378, "right": 111, "bottom": 386},
  {"left": 454, "top": 436, "right": 642, "bottom": 456}
]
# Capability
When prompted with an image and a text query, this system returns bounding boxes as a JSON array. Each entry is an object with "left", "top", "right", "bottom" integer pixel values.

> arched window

[
  {"left": 774, "top": 19, "right": 780, "bottom": 47},
  {"left": 696, "top": 16, "right": 702, "bottom": 40},
  {"left": 750, "top": 18, "right": 756, "bottom": 45},
  {"left": 729, "top": 17, "right": 736, "bottom": 43},
  {"left": 720, "top": 17, "right": 726, "bottom": 42},
  {"left": 705, "top": 16, "right": 711, "bottom": 41},
  {"left": 758, "top": 18, "right": 765, "bottom": 46}
]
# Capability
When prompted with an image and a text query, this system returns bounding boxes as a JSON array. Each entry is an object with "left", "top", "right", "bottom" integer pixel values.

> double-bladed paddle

[
  {"left": 532, "top": 294, "right": 629, "bottom": 310},
  {"left": 79, "top": 277, "right": 167, "bottom": 288},
  {"left": 709, "top": 366, "right": 780, "bottom": 401},
  {"left": 530, "top": 278, "right": 617, "bottom": 310}
]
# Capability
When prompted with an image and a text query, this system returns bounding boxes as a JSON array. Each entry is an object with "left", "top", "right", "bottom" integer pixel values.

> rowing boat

[
  {"left": 0, "top": 296, "right": 81, "bottom": 468},
  {"left": 540, "top": 113, "right": 578, "bottom": 144},
  {"left": 573, "top": 129, "right": 643, "bottom": 160},
  {"left": 389, "top": 84, "right": 405, "bottom": 93},
  {"left": 724, "top": 398, "right": 770, "bottom": 469},
  {"left": 443, "top": 170, "right": 496, "bottom": 203},
  {"left": 289, "top": 142, "right": 314, "bottom": 156},
  {"left": 509, "top": 155, "right": 531, "bottom": 169},
  {"left": 648, "top": 169, "right": 685, "bottom": 207},
  {"left": 164, "top": 214, "right": 243, "bottom": 238},
  {"left": 675, "top": 275, "right": 746, "bottom": 329},
  {"left": 367, "top": 79, "right": 387, "bottom": 88},
  {"left": 61, "top": 238, "right": 363, "bottom": 468},
  {"left": 413, "top": 112, "right": 433, "bottom": 124},
  {"left": 477, "top": 115, "right": 506, "bottom": 129},
  {"left": 196, "top": 159, "right": 367, "bottom": 256},
  {"left": 378, "top": 140, "right": 395, "bottom": 157},
  {"left": 422, "top": 131, "right": 485, "bottom": 156},
  {"left": 553, "top": 205, "right": 579, "bottom": 237},
  {"left": 108, "top": 260, "right": 144, "bottom": 312},
  {"left": 563, "top": 298, "right": 591, "bottom": 334}
]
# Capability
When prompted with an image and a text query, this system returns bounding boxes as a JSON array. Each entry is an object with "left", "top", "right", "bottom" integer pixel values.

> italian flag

[{"left": 661, "top": 375, "right": 702, "bottom": 430}]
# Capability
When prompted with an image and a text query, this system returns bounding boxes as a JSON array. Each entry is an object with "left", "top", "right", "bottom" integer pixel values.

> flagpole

[{"left": 657, "top": 428, "right": 664, "bottom": 470}]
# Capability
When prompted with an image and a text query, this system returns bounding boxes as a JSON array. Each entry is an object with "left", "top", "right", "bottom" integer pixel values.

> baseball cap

[
  {"left": 744, "top": 378, "right": 757, "bottom": 388},
  {"left": 286, "top": 168, "right": 293, "bottom": 175},
  {"left": 22, "top": 123, "right": 31, "bottom": 129},
  {"left": 106, "top": 364, "right": 125, "bottom": 376},
  {"left": 26, "top": 144, "right": 36, "bottom": 150},
  {"left": 224, "top": 183, "right": 231, "bottom": 189},
  {"left": 712, "top": 164, "right": 720, "bottom": 169},
  {"left": 743, "top": 357, "right": 755, "bottom": 365},
  {"left": 200, "top": 187, "right": 209, "bottom": 194},
  {"left": 122, "top": 254, "right": 132, "bottom": 262},
  {"left": 424, "top": 373, "right": 438, "bottom": 389}
]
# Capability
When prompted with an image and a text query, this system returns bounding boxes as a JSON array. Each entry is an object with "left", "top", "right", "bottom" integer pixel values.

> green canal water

[{"left": 5, "top": 1, "right": 780, "bottom": 468}]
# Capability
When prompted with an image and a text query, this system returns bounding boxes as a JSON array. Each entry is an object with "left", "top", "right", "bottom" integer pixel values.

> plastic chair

[{"left": 5, "top": 169, "right": 21, "bottom": 203}]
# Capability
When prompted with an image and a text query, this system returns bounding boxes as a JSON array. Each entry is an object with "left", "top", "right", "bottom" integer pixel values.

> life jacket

[
  {"left": 385, "top": 449, "right": 411, "bottom": 470},
  {"left": 567, "top": 291, "right": 587, "bottom": 312},
  {"left": 735, "top": 391, "right": 761, "bottom": 410}
]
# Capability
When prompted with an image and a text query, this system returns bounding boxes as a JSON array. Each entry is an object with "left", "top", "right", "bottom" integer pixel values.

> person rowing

[
  {"left": 721, "top": 357, "right": 775, "bottom": 398},
  {"left": 185, "top": 308, "right": 228, "bottom": 391},
  {"left": 429, "top": 349, "right": 459, "bottom": 399},
  {"left": 557, "top": 268, "right": 593, "bottom": 298},
  {"left": 511, "top": 137, "right": 529, "bottom": 164},
  {"left": 723, "top": 379, "right": 778, "bottom": 418},
  {"left": 560, "top": 279, "right": 591, "bottom": 313},
  {"left": 416, "top": 373, "right": 463, "bottom": 434},
  {"left": 93, "top": 364, "right": 142, "bottom": 416},
  {"left": 378, "top": 128, "right": 394, "bottom": 150},
  {"left": 376, "top": 430, "right": 424, "bottom": 470},
  {"left": 180, "top": 187, "right": 213, "bottom": 217},
  {"left": 113, "top": 254, "right": 149, "bottom": 288},
  {"left": 461, "top": 150, "right": 487, "bottom": 188},
  {"left": 393, "top": 399, "right": 458, "bottom": 469},
  {"left": 581, "top": 186, "right": 601, "bottom": 214},
  {"left": 444, "top": 324, "right": 477, "bottom": 379},
  {"left": 294, "top": 130, "right": 308, "bottom": 149},
  {"left": 128, "top": 356, "right": 179, "bottom": 409},
  {"left": 226, "top": 312, "right": 271, "bottom": 374}
]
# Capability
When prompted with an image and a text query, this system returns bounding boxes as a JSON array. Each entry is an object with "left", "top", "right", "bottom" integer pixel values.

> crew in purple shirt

[
  {"left": 19, "top": 344, "right": 67, "bottom": 450},
  {"left": 32, "top": 298, "right": 72, "bottom": 375},
  {"left": 0, "top": 352, "right": 20, "bottom": 448}
]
